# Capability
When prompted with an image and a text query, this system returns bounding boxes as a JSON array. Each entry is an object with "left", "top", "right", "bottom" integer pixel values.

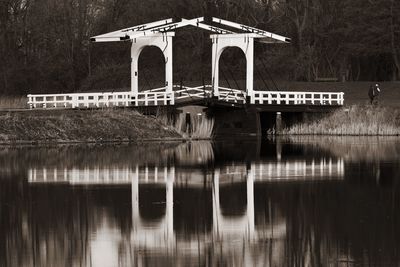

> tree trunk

[{"left": 390, "top": 0, "right": 400, "bottom": 81}]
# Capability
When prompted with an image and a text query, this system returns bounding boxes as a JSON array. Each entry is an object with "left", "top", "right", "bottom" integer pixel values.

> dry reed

[
  {"left": 284, "top": 105, "right": 400, "bottom": 135},
  {"left": 157, "top": 113, "right": 214, "bottom": 139},
  {"left": 0, "top": 96, "right": 28, "bottom": 109}
]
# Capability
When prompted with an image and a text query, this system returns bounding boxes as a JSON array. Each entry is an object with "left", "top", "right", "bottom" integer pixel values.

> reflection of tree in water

[
  {"left": 0, "top": 183, "right": 132, "bottom": 267},
  {"left": 257, "top": 180, "right": 400, "bottom": 266},
  {"left": 0, "top": 142, "right": 217, "bottom": 173},
  {"left": 287, "top": 136, "right": 400, "bottom": 187},
  {"left": 288, "top": 136, "right": 400, "bottom": 162},
  {"left": 0, "top": 143, "right": 181, "bottom": 170},
  {"left": 3, "top": 175, "right": 400, "bottom": 266}
]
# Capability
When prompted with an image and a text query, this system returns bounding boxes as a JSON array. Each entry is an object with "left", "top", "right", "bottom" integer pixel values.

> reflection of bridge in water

[
  {"left": 28, "top": 158, "right": 344, "bottom": 185},
  {"left": 27, "top": 157, "right": 344, "bottom": 263},
  {"left": 4, "top": 137, "right": 399, "bottom": 266}
]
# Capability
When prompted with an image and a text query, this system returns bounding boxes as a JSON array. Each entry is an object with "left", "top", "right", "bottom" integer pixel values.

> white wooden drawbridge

[{"left": 27, "top": 17, "right": 344, "bottom": 109}]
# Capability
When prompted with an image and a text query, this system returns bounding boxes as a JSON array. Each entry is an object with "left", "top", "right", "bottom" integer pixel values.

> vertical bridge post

[{"left": 276, "top": 111, "right": 282, "bottom": 135}]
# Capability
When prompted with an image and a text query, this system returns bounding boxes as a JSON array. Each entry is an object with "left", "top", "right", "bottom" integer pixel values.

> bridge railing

[
  {"left": 253, "top": 91, "right": 344, "bottom": 105},
  {"left": 27, "top": 87, "right": 344, "bottom": 108},
  {"left": 174, "top": 85, "right": 213, "bottom": 101},
  {"left": 218, "top": 86, "right": 246, "bottom": 104},
  {"left": 134, "top": 90, "right": 174, "bottom": 106},
  {"left": 27, "top": 89, "right": 174, "bottom": 109}
]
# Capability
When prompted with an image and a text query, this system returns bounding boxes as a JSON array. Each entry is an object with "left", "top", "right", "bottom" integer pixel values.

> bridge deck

[{"left": 27, "top": 85, "right": 344, "bottom": 110}]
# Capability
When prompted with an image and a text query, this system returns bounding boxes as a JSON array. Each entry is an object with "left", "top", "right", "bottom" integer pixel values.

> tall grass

[
  {"left": 0, "top": 96, "right": 27, "bottom": 109},
  {"left": 157, "top": 112, "right": 214, "bottom": 139},
  {"left": 284, "top": 105, "right": 400, "bottom": 135},
  {"left": 190, "top": 114, "right": 214, "bottom": 139}
]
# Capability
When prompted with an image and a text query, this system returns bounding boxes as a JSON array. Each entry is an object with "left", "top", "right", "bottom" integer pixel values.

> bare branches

[{"left": 0, "top": 0, "right": 399, "bottom": 95}]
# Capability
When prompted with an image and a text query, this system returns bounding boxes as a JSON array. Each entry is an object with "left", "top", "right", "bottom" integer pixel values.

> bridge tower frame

[
  {"left": 211, "top": 34, "right": 257, "bottom": 104},
  {"left": 130, "top": 33, "right": 174, "bottom": 104}
]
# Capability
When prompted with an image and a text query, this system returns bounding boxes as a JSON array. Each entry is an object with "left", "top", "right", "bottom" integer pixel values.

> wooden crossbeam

[
  {"left": 212, "top": 17, "right": 290, "bottom": 43},
  {"left": 183, "top": 19, "right": 235, "bottom": 34},
  {"left": 119, "top": 17, "right": 206, "bottom": 41}
]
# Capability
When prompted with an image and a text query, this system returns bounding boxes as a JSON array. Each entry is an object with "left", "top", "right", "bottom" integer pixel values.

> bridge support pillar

[
  {"left": 207, "top": 106, "right": 260, "bottom": 137},
  {"left": 247, "top": 164, "right": 255, "bottom": 239}
]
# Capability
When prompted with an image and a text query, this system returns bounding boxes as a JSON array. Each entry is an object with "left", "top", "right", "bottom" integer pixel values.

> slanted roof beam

[
  {"left": 182, "top": 19, "right": 234, "bottom": 34},
  {"left": 91, "top": 16, "right": 290, "bottom": 43},
  {"left": 212, "top": 17, "right": 290, "bottom": 43},
  {"left": 91, "top": 18, "right": 175, "bottom": 42},
  {"left": 122, "top": 18, "right": 175, "bottom": 32},
  {"left": 121, "top": 17, "right": 205, "bottom": 41}
]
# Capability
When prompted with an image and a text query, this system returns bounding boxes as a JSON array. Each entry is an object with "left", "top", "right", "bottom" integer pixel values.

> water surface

[{"left": 1, "top": 137, "right": 400, "bottom": 266}]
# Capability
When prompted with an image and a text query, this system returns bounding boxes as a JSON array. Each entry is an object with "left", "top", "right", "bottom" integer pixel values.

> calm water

[{"left": 1, "top": 137, "right": 400, "bottom": 267}]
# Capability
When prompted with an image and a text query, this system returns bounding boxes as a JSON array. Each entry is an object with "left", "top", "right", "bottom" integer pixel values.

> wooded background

[{"left": 1, "top": 0, "right": 400, "bottom": 95}]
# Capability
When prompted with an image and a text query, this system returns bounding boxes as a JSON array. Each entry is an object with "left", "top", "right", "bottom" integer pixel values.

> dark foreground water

[{"left": 1, "top": 137, "right": 400, "bottom": 267}]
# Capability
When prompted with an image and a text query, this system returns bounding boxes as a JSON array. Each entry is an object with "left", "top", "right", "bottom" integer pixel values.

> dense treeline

[{"left": 1, "top": 0, "right": 400, "bottom": 95}]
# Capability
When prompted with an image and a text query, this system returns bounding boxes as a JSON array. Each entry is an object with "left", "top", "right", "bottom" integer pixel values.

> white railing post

[
  {"left": 27, "top": 95, "right": 32, "bottom": 109},
  {"left": 169, "top": 90, "right": 174, "bottom": 105},
  {"left": 85, "top": 96, "right": 89, "bottom": 108},
  {"left": 71, "top": 95, "right": 75, "bottom": 108},
  {"left": 104, "top": 95, "right": 109, "bottom": 107},
  {"left": 164, "top": 92, "right": 167, "bottom": 105}
]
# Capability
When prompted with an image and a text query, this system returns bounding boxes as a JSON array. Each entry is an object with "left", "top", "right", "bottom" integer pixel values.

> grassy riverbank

[
  {"left": 0, "top": 109, "right": 182, "bottom": 144},
  {"left": 284, "top": 105, "right": 400, "bottom": 135}
]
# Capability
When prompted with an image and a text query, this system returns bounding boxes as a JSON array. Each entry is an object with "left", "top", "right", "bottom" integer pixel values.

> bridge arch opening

[
  {"left": 173, "top": 188, "right": 212, "bottom": 236},
  {"left": 217, "top": 47, "right": 247, "bottom": 92},
  {"left": 219, "top": 182, "right": 247, "bottom": 217},
  {"left": 137, "top": 46, "right": 166, "bottom": 92},
  {"left": 138, "top": 185, "right": 166, "bottom": 223}
]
